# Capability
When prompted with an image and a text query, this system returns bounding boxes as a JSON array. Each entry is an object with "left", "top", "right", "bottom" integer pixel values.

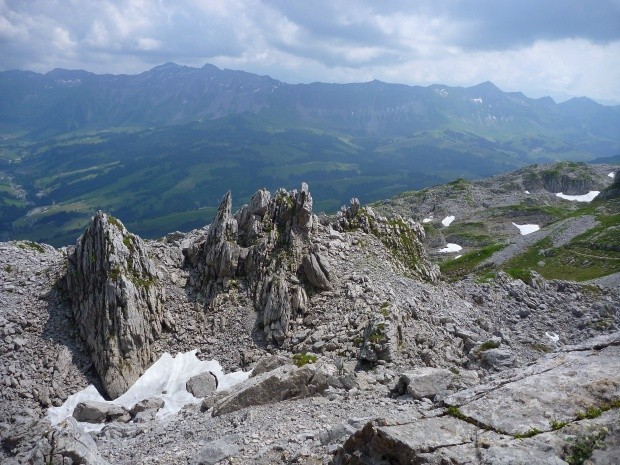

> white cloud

[{"left": 0, "top": 0, "right": 618, "bottom": 103}]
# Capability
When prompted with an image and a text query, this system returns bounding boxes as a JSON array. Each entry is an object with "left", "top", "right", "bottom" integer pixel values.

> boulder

[
  {"left": 72, "top": 401, "right": 131, "bottom": 423},
  {"left": 395, "top": 368, "right": 454, "bottom": 400},
  {"left": 186, "top": 371, "right": 218, "bottom": 398},
  {"left": 27, "top": 418, "right": 109, "bottom": 465},
  {"left": 212, "top": 364, "right": 329, "bottom": 417},
  {"left": 129, "top": 397, "right": 165, "bottom": 416}
]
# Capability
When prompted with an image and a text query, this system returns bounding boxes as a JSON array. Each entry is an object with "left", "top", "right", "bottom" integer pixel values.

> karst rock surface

[{"left": 66, "top": 212, "right": 168, "bottom": 399}]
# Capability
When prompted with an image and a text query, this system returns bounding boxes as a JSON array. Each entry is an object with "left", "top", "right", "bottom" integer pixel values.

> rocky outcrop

[
  {"left": 335, "top": 198, "right": 440, "bottom": 283},
  {"left": 334, "top": 333, "right": 620, "bottom": 464},
  {"left": 185, "top": 184, "right": 328, "bottom": 345},
  {"left": 532, "top": 163, "right": 600, "bottom": 194},
  {"left": 66, "top": 212, "right": 168, "bottom": 399},
  {"left": 21, "top": 418, "right": 109, "bottom": 465}
]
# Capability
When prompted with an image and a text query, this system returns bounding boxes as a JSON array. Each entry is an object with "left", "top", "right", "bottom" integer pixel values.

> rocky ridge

[{"left": 0, "top": 180, "right": 619, "bottom": 464}]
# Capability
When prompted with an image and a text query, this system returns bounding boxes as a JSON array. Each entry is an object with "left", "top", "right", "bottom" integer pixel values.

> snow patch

[
  {"left": 422, "top": 217, "right": 433, "bottom": 223},
  {"left": 524, "top": 190, "right": 530, "bottom": 194},
  {"left": 545, "top": 331, "right": 559, "bottom": 343},
  {"left": 555, "top": 191, "right": 600, "bottom": 202},
  {"left": 454, "top": 255, "right": 462, "bottom": 259},
  {"left": 438, "top": 243, "right": 462, "bottom": 253},
  {"left": 512, "top": 223, "right": 540, "bottom": 235},
  {"left": 47, "top": 350, "right": 249, "bottom": 431},
  {"left": 441, "top": 215, "right": 455, "bottom": 227},
  {"left": 471, "top": 98, "right": 483, "bottom": 104},
  {"left": 609, "top": 172, "right": 616, "bottom": 178}
]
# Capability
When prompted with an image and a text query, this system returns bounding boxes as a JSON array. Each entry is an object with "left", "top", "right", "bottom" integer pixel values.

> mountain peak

[
  {"left": 468, "top": 81, "right": 501, "bottom": 93},
  {"left": 151, "top": 62, "right": 182, "bottom": 71}
]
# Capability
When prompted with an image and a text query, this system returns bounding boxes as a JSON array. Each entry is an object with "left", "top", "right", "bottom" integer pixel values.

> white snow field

[
  {"left": 555, "top": 191, "right": 600, "bottom": 202},
  {"left": 512, "top": 223, "right": 540, "bottom": 235},
  {"left": 441, "top": 215, "right": 455, "bottom": 227},
  {"left": 47, "top": 350, "right": 250, "bottom": 430},
  {"left": 438, "top": 243, "right": 462, "bottom": 253}
]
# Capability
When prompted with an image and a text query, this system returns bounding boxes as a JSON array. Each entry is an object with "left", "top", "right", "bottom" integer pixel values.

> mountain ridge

[{"left": 2, "top": 62, "right": 619, "bottom": 147}]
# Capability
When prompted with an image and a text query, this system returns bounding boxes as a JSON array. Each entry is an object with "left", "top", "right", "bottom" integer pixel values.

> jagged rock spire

[
  {"left": 185, "top": 183, "right": 325, "bottom": 345},
  {"left": 66, "top": 212, "right": 167, "bottom": 399}
]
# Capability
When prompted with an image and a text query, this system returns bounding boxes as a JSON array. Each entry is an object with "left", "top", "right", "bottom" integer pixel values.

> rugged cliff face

[{"left": 66, "top": 212, "right": 170, "bottom": 399}]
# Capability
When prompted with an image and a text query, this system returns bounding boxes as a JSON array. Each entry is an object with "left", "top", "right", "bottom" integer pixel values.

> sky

[{"left": 1, "top": 0, "right": 619, "bottom": 104}]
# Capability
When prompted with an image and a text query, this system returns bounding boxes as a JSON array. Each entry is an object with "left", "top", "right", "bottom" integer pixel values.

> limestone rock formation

[
  {"left": 334, "top": 333, "right": 620, "bottom": 464},
  {"left": 66, "top": 212, "right": 167, "bottom": 399},
  {"left": 185, "top": 183, "right": 326, "bottom": 345},
  {"left": 335, "top": 198, "right": 440, "bottom": 283},
  {"left": 11, "top": 418, "right": 110, "bottom": 465}
]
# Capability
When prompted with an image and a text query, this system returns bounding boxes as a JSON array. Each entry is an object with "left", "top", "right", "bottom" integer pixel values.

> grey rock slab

[
  {"left": 26, "top": 418, "right": 109, "bottom": 465},
  {"left": 250, "top": 354, "right": 291, "bottom": 377},
  {"left": 333, "top": 416, "right": 479, "bottom": 465},
  {"left": 72, "top": 401, "right": 131, "bottom": 423},
  {"left": 397, "top": 368, "right": 454, "bottom": 399},
  {"left": 212, "top": 364, "right": 328, "bottom": 417},
  {"left": 448, "top": 344, "right": 620, "bottom": 435}
]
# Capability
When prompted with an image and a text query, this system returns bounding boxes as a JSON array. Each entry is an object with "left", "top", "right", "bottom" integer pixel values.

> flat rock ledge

[{"left": 334, "top": 333, "right": 620, "bottom": 464}]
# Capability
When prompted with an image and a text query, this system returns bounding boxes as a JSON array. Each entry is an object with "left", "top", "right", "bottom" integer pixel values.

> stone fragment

[
  {"left": 301, "top": 249, "right": 331, "bottom": 290},
  {"left": 72, "top": 401, "right": 131, "bottom": 423},
  {"left": 480, "top": 348, "right": 516, "bottom": 370},
  {"left": 129, "top": 397, "right": 165, "bottom": 416},
  {"left": 186, "top": 371, "right": 218, "bottom": 398},
  {"left": 190, "top": 435, "right": 240, "bottom": 465},
  {"left": 251, "top": 354, "right": 291, "bottom": 377}
]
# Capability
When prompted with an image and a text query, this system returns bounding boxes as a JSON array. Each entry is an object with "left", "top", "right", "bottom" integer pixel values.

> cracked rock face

[{"left": 66, "top": 212, "right": 167, "bottom": 399}]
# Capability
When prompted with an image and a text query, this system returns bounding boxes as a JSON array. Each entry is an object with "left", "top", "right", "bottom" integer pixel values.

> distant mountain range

[
  {"left": 1, "top": 62, "right": 620, "bottom": 155},
  {"left": 1, "top": 63, "right": 619, "bottom": 246}
]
